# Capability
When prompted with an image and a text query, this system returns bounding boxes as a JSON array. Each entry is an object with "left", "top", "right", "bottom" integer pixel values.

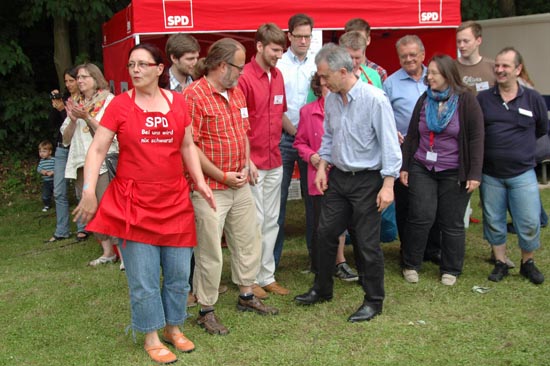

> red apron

[{"left": 87, "top": 89, "right": 197, "bottom": 247}]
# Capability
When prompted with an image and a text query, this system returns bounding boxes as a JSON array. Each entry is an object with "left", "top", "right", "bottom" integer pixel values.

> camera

[{"left": 50, "top": 92, "right": 62, "bottom": 100}]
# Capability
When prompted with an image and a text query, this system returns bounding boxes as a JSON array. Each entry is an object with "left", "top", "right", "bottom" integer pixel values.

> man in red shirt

[
  {"left": 238, "top": 23, "right": 290, "bottom": 298},
  {"left": 183, "top": 38, "right": 279, "bottom": 336}
]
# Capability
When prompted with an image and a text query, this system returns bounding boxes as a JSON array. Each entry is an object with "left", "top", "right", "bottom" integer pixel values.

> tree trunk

[
  {"left": 53, "top": 17, "right": 72, "bottom": 91},
  {"left": 499, "top": 0, "right": 516, "bottom": 17}
]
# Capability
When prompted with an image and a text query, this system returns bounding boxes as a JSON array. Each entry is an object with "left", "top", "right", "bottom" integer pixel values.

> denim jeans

[
  {"left": 119, "top": 240, "right": 193, "bottom": 333},
  {"left": 53, "top": 147, "right": 71, "bottom": 237},
  {"left": 403, "top": 162, "right": 471, "bottom": 276},
  {"left": 53, "top": 146, "right": 86, "bottom": 237},
  {"left": 274, "top": 133, "right": 313, "bottom": 267},
  {"left": 481, "top": 170, "right": 540, "bottom": 252}
]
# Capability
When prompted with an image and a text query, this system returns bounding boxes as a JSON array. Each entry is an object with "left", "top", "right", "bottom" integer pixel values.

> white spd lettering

[
  {"left": 421, "top": 12, "right": 439, "bottom": 22},
  {"left": 145, "top": 116, "right": 169, "bottom": 128},
  {"left": 167, "top": 15, "right": 190, "bottom": 26}
]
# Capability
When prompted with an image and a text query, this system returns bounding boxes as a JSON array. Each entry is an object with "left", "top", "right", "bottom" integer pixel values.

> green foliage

[
  {"left": 0, "top": 77, "right": 51, "bottom": 158},
  {"left": 0, "top": 40, "right": 32, "bottom": 76},
  {"left": 0, "top": 157, "right": 41, "bottom": 199},
  {"left": 462, "top": 0, "right": 550, "bottom": 20}
]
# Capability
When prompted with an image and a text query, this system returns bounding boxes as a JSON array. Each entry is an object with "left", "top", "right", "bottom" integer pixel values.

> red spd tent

[{"left": 103, "top": 0, "right": 461, "bottom": 94}]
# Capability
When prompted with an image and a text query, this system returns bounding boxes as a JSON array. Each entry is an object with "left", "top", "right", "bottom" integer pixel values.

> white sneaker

[
  {"left": 88, "top": 255, "right": 117, "bottom": 267},
  {"left": 403, "top": 269, "right": 419, "bottom": 283},
  {"left": 441, "top": 274, "right": 457, "bottom": 286}
]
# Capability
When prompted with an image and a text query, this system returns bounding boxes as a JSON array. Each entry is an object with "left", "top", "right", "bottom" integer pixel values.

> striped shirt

[
  {"left": 183, "top": 77, "right": 250, "bottom": 190},
  {"left": 37, "top": 157, "right": 55, "bottom": 182}
]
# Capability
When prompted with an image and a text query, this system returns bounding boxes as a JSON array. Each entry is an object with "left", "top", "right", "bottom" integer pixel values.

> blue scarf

[{"left": 425, "top": 87, "right": 459, "bottom": 133}]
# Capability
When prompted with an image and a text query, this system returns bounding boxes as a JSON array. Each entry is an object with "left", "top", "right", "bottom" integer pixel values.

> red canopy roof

[{"left": 103, "top": 0, "right": 461, "bottom": 45}]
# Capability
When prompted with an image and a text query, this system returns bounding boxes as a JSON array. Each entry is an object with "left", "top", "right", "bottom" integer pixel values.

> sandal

[
  {"left": 88, "top": 255, "right": 117, "bottom": 267},
  {"left": 76, "top": 231, "right": 90, "bottom": 242},
  {"left": 144, "top": 344, "right": 177, "bottom": 364},
  {"left": 44, "top": 235, "right": 69, "bottom": 244}
]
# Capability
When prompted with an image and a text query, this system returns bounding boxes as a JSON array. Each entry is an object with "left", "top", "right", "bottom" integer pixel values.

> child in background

[{"left": 37, "top": 140, "right": 55, "bottom": 212}]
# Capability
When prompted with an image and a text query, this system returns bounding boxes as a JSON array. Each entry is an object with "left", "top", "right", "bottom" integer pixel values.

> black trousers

[
  {"left": 402, "top": 162, "right": 471, "bottom": 275},
  {"left": 314, "top": 168, "right": 384, "bottom": 308},
  {"left": 394, "top": 178, "right": 441, "bottom": 258}
]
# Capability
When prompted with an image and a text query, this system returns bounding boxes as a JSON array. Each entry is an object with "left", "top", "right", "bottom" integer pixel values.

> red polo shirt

[{"left": 238, "top": 57, "right": 287, "bottom": 170}]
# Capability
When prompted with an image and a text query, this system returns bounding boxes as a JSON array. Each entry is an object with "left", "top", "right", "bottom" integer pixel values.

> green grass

[{"left": 1, "top": 190, "right": 549, "bottom": 366}]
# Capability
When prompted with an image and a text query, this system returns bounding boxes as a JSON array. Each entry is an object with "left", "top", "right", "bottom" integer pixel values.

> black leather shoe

[
  {"left": 294, "top": 289, "right": 332, "bottom": 305},
  {"left": 347, "top": 304, "right": 382, "bottom": 322}
]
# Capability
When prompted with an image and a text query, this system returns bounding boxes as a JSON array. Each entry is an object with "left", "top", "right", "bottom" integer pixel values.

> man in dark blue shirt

[{"left": 477, "top": 47, "right": 548, "bottom": 285}]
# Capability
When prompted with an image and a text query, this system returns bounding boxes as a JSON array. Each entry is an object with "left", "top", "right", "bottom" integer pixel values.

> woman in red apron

[{"left": 74, "top": 43, "right": 215, "bottom": 364}]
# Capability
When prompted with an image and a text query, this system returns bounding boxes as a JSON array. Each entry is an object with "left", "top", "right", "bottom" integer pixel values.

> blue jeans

[
  {"left": 53, "top": 147, "right": 71, "bottom": 237},
  {"left": 274, "top": 133, "right": 313, "bottom": 267},
  {"left": 53, "top": 146, "right": 86, "bottom": 237},
  {"left": 481, "top": 170, "right": 540, "bottom": 252},
  {"left": 119, "top": 240, "right": 193, "bottom": 333},
  {"left": 403, "top": 163, "right": 471, "bottom": 275}
]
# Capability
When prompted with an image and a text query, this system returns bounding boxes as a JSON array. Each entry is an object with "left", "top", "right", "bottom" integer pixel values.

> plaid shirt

[
  {"left": 183, "top": 77, "right": 250, "bottom": 190},
  {"left": 366, "top": 59, "right": 388, "bottom": 82},
  {"left": 169, "top": 68, "right": 193, "bottom": 92}
]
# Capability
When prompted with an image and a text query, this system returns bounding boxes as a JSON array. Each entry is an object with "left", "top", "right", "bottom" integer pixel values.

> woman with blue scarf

[{"left": 400, "top": 54, "right": 484, "bottom": 286}]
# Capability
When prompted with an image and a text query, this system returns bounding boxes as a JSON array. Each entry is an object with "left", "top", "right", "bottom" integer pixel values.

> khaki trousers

[{"left": 191, "top": 184, "right": 261, "bottom": 306}]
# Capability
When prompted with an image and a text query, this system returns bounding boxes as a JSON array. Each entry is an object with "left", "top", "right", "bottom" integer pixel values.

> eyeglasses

[
  {"left": 226, "top": 62, "right": 244, "bottom": 72},
  {"left": 399, "top": 52, "right": 420, "bottom": 60},
  {"left": 127, "top": 62, "right": 158, "bottom": 70},
  {"left": 76, "top": 75, "right": 93, "bottom": 81},
  {"left": 291, "top": 33, "right": 312, "bottom": 40}
]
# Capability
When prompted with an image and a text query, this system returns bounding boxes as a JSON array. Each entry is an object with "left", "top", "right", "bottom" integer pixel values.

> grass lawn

[{"left": 1, "top": 188, "right": 549, "bottom": 366}]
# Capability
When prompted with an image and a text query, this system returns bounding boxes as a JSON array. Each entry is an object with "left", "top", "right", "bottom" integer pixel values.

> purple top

[{"left": 414, "top": 100, "right": 460, "bottom": 171}]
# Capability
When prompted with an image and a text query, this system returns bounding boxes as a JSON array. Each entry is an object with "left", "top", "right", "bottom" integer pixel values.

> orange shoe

[
  {"left": 251, "top": 284, "right": 269, "bottom": 300},
  {"left": 262, "top": 281, "right": 290, "bottom": 295},
  {"left": 162, "top": 330, "right": 195, "bottom": 353},
  {"left": 144, "top": 344, "right": 177, "bottom": 364}
]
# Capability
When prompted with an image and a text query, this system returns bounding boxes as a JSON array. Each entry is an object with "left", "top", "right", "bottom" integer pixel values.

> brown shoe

[
  {"left": 197, "top": 311, "right": 229, "bottom": 335},
  {"left": 251, "top": 284, "right": 269, "bottom": 300},
  {"left": 187, "top": 292, "right": 197, "bottom": 308},
  {"left": 237, "top": 296, "right": 279, "bottom": 315},
  {"left": 262, "top": 281, "right": 290, "bottom": 295},
  {"left": 218, "top": 284, "right": 228, "bottom": 294}
]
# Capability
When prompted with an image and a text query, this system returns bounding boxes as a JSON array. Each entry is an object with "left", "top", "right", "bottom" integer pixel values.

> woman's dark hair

[
  {"left": 425, "top": 54, "right": 468, "bottom": 94},
  {"left": 62, "top": 66, "right": 77, "bottom": 99},
  {"left": 128, "top": 43, "right": 169, "bottom": 88},
  {"left": 310, "top": 73, "right": 322, "bottom": 98},
  {"left": 64, "top": 66, "right": 77, "bottom": 79}
]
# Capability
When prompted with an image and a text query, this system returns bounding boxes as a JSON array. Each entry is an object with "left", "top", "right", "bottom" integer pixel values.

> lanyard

[{"left": 429, "top": 131, "right": 435, "bottom": 152}]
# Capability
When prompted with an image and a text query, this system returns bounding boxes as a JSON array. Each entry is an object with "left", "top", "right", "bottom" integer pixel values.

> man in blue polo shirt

[
  {"left": 384, "top": 35, "right": 440, "bottom": 264},
  {"left": 477, "top": 47, "right": 548, "bottom": 285}
]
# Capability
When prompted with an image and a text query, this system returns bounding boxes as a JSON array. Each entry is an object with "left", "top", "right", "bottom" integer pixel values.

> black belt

[
  {"left": 57, "top": 142, "right": 69, "bottom": 148},
  {"left": 335, "top": 167, "right": 372, "bottom": 176}
]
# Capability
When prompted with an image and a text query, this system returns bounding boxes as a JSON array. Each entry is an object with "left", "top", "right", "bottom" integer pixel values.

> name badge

[
  {"left": 274, "top": 95, "right": 284, "bottom": 105},
  {"left": 426, "top": 151, "right": 438, "bottom": 162},
  {"left": 240, "top": 107, "right": 249, "bottom": 118},
  {"left": 475, "top": 81, "right": 490, "bottom": 92},
  {"left": 518, "top": 108, "right": 533, "bottom": 117}
]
